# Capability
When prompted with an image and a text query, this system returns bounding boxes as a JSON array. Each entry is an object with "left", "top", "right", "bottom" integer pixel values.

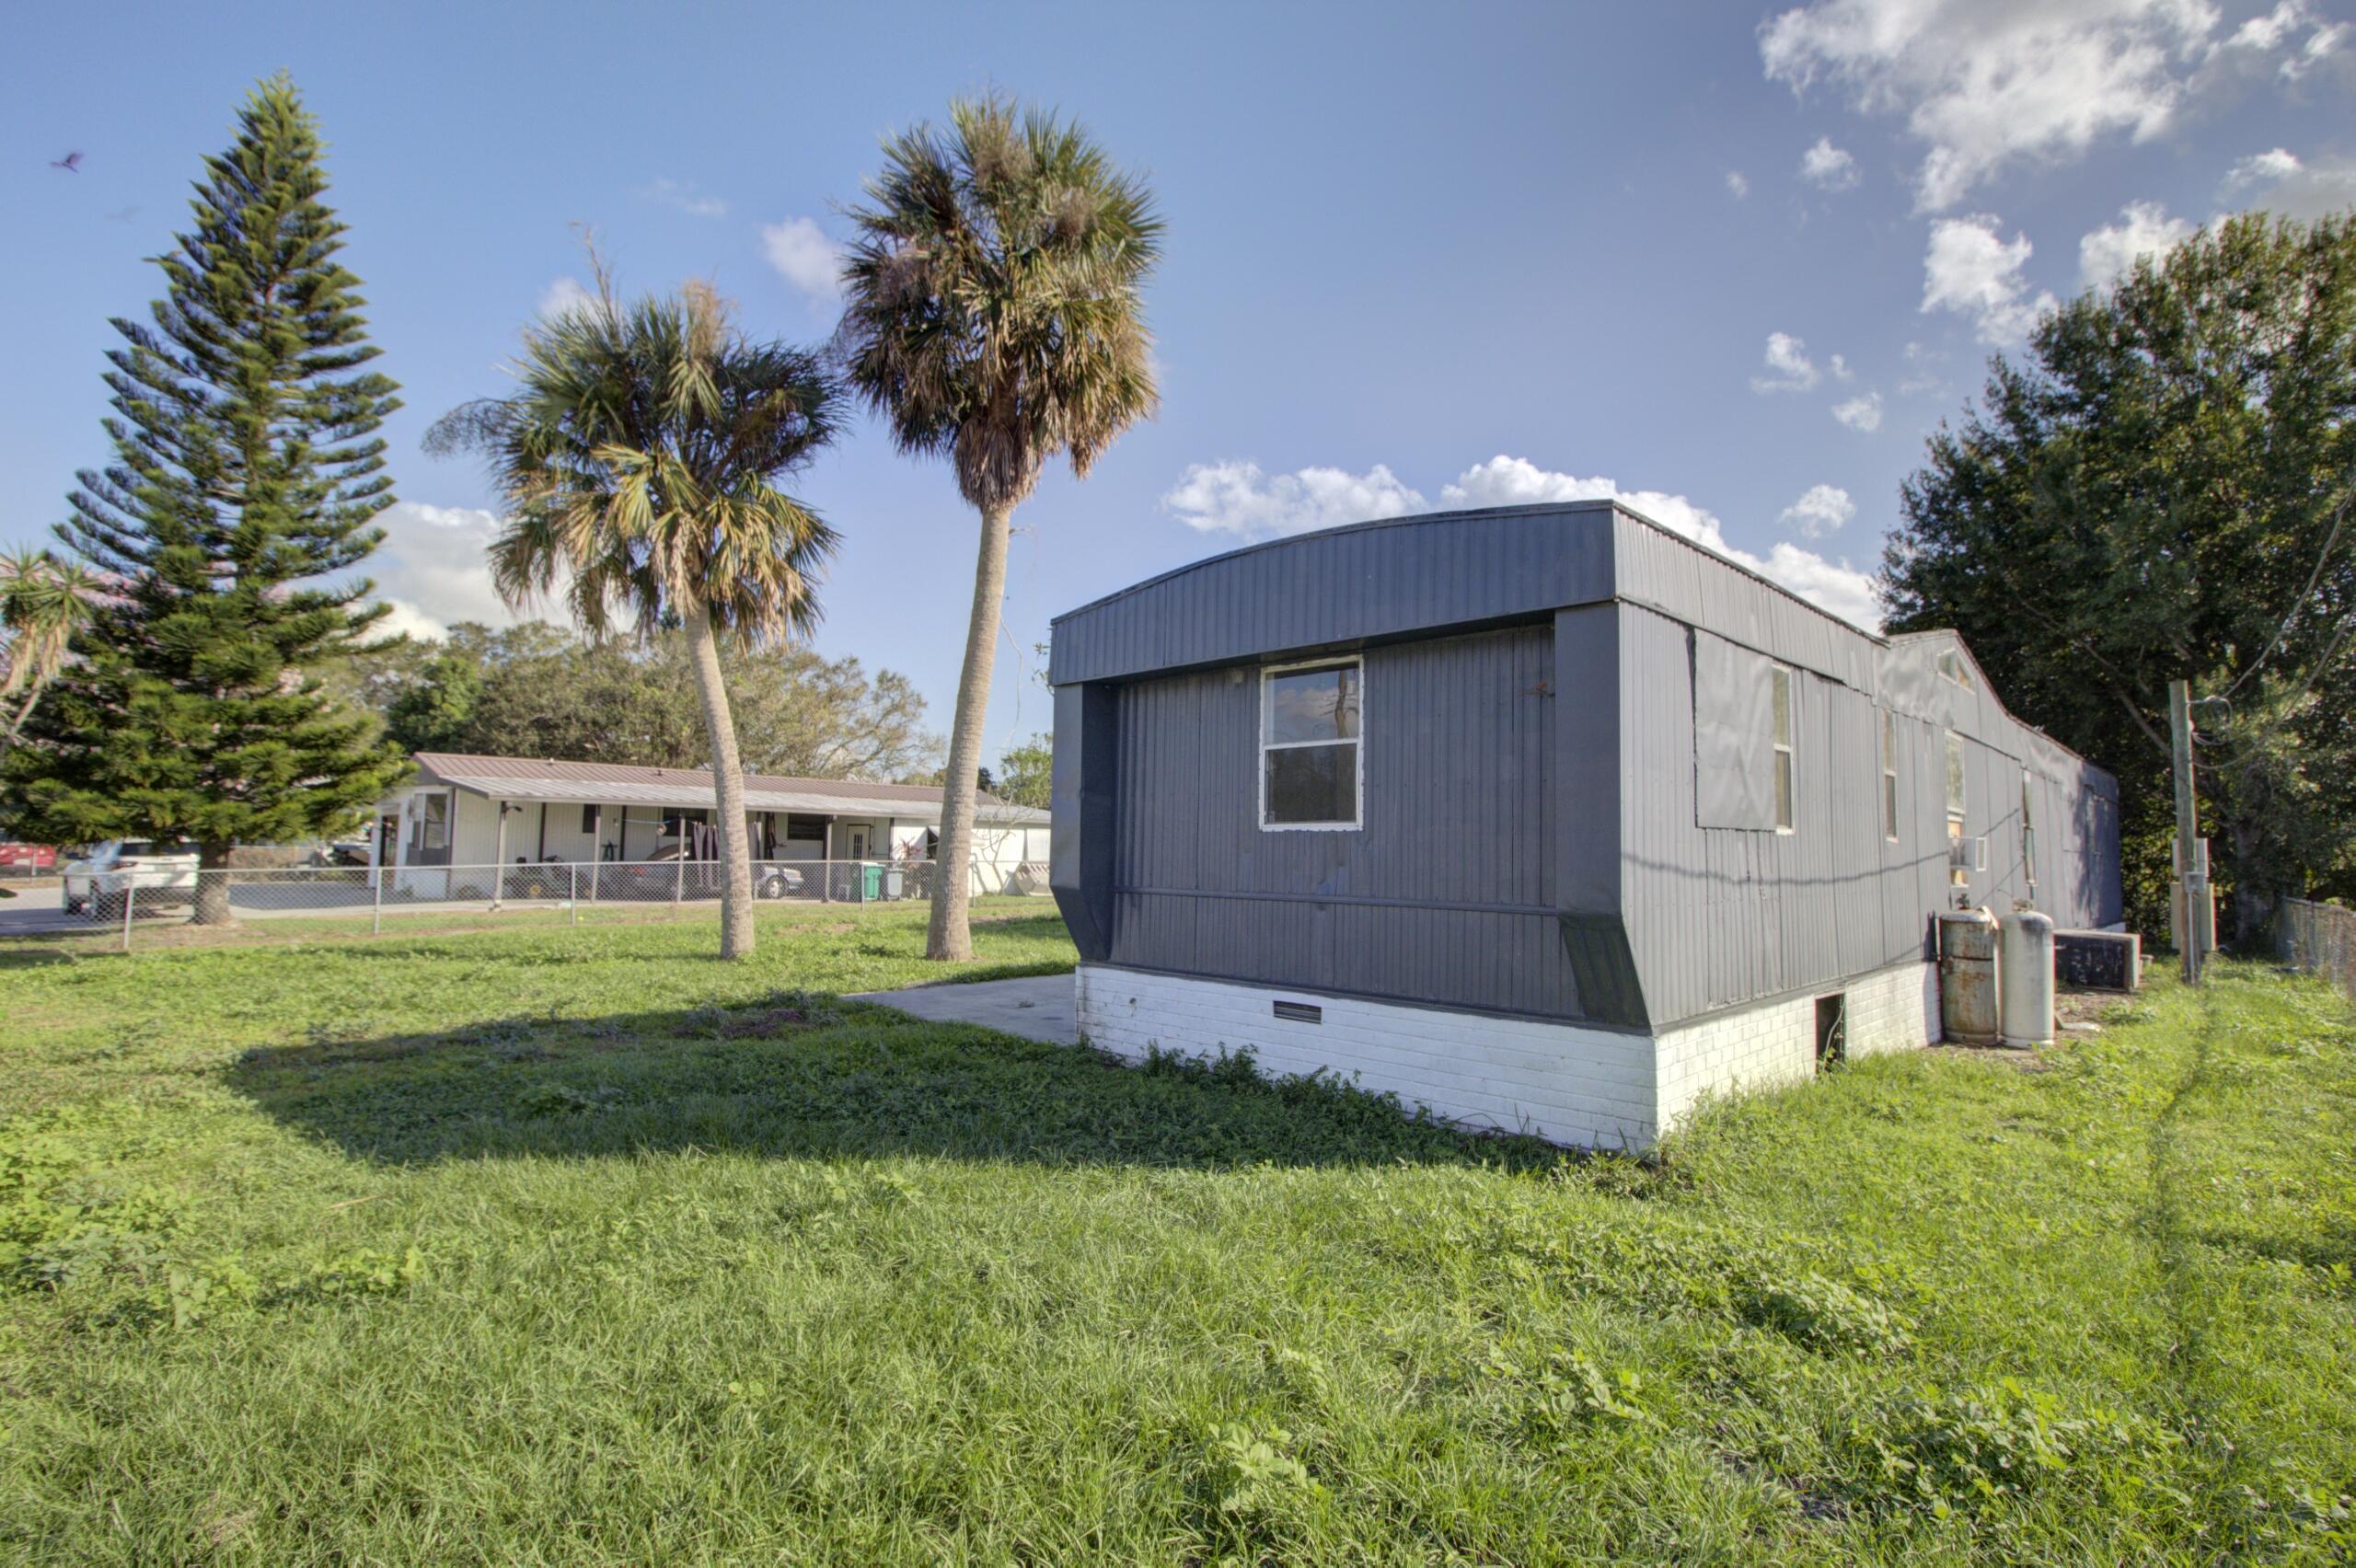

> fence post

[
  {"left": 570, "top": 863, "right": 579, "bottom": 928},
  {"left": 674, "top": 855, "right": 685, "bottom": 907},
  {"left": 121, "top": 881, "right": 134, "bottom": 952},
  {"left": 373, "top": 861, "right": 384, "bottom": 936}
]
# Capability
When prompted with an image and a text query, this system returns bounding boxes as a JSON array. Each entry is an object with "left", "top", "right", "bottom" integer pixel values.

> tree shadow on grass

[{"left": 225, "top": 992, "right": 1571, "bottom": 1173}]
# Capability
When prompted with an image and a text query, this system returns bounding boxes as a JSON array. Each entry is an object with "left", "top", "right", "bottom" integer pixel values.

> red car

[{"left": 0, "top": 844, "right": 58, "bottom": 872}]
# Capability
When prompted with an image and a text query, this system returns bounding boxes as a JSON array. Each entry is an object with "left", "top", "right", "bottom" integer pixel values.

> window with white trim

[
  {"left": 1771, "top": 665, "right": 1796, "bottom": 832},
  {"left": 1937, "top": 649, "right": 1974, "bottom": 690},
  {"left": 1261, "top": 660, "right": 1361, "bottom": 828},
  {"left": 1882, "top": 710, "right": 1900, "bottom": 841},
  {"left": 1946, "top": 730, "right": 1969, "bottom": 884},
  {"left": 411, "top": 792, "right": 449, "bottom": 851}
]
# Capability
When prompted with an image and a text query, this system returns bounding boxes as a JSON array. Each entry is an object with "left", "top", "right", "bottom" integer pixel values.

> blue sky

[{"left": 5, "top": 0, "right": 2350, "bottom": 767}]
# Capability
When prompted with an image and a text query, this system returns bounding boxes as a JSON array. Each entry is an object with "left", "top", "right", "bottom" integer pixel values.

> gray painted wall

[
  {"left": 1099, "top": 625, "right": 1574, "bottom": 1018},
  {"left": 1050, "top": 500, "right": 2122, "bottom": 1032}
]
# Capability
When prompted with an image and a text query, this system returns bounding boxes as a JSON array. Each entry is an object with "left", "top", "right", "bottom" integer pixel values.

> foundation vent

[{"left": 1272, "top": 999, "right": 1322, "bottom": 1024}]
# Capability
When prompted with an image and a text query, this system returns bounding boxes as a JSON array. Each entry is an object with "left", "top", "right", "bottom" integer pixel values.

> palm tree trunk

[
  {"left": 683, "top": 606, "right": 757, "bottom": 960},
  {"left": 927, "top": 501, "right": 1013, "bottom": 963},
  {"left": 192, "top": 840, "right": 234, "bottom": 927}
]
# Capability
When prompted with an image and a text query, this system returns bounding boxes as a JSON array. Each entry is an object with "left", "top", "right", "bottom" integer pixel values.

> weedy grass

[{"left": 1, "top": 907, "right": 2351, "bottom": 1565}]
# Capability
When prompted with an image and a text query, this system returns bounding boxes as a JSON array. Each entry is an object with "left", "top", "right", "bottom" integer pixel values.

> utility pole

[{"left": 2168, "top": 679, "right": 2211, "bottom": 984}]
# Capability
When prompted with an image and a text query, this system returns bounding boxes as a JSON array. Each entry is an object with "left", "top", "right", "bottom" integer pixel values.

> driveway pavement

[{"left": 848, "top": 974, "right": 1078, "bottom": 1045}]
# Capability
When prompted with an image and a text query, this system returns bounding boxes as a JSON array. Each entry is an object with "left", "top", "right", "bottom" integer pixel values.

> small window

[
  {"left": 1771, "top": 665, "right": 1796, "bottom": 833},
  {"left": 1881, "top": 711, "right": 1900, "bottom": 841},
  {"left": 1261, "top": 660, "right": 1362, "bottom": 828},
  {"left": 580, "top": 802, "right": 598, "bottom": 834},
  {"left": 1937, "top": 649, "right": 1975, "bottom": 690},
  {"left": 413, "top": 793, "right": 450, "bottom": 851},
  {"left": 1945, "top": 731, "right": 1966, "bottom": 820}
]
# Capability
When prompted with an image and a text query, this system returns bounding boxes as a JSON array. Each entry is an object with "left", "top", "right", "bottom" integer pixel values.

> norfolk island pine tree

[
  {"left": 835, "top": 96, "right": 1161, "bottom": 962},
  {"left": 2, "top": 76, "right": 410, "bottom": 922}
]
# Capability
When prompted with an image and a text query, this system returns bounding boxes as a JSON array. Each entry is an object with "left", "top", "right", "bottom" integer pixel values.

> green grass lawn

[{"left": 3, "top": 908, "right": 2351, "bottom": 1565}]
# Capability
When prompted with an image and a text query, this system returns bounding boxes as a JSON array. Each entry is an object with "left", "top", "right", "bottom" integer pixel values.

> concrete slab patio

[{"left": 849, "top": 974, "right": 1078, "bottom": 1046}]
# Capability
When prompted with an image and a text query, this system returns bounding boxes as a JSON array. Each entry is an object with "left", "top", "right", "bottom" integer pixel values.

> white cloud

[
  {"left": 1922, "top": 214, "right": 2058, "bottom": 344},
  {"left": 1439, "top": 455, "right": 1884, "bottom": 629},
  {"left": 1751, "top": 331, "right": 1825, "bottom": 393},
  {"left": 1898, "top": 340, "right": 1947, "bottom": 396},
  {"left": 1833, "top": 390, "right": 1885, "bottom": 431},
  {"left": 1727, "top": 169, "right": 1751, "bottom": 198},
  {"left": 361, "top": 502, "right": 539, "bottom": 640},
  {"left": 2226, "top": 146, "right": 2304, "bottom": 186},
  {"left": 1800, "top": 135, "right": 1862, "bottom": 189},
  {"left": 1829, "top": 352, "right": 1854, "bottom": 381},
  {"left": 1759, "top": 0, "right": 2311, "bottom": 212},
  {"left": 2223, "top": 146, "right": 2356, "bottom": 218},
  {"left": 760, "top": 217, "right": 845, "bottom": 308},
  {"left": 1161, "top": 461, "right": 1426, "bottom": 538},
  {"left": 1781, "top": 483, "right": 1858, "bottom": 537},
  {"left": 640, "top": 178, "right": 727, "bottom": 218},
  {"left": 2079, "top": 200, "right": 2195, "bottom": 287},
  {"left": 537, "top": 275, "right": 599, "bottom": 322},
  {"left": 2223, "top": 0, "right": 2347, "bottom": 73}
]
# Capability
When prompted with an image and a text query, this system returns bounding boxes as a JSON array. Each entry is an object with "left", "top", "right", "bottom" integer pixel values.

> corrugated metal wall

[
  {"left": 1106, "top": 625, "right": 1575, "bottom": 1017},
  {"left": 1051, "top": 500, "right": 2125, "bottom": 1032},
  {"left": 1052, "top": 505, "right": 1616, "bottom": 685}
]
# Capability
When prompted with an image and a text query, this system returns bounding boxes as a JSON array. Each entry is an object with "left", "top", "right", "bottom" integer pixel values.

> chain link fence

[
  {"left": 2278, "top": 896, "right": 2356, "bottom": 1003},
  {"left": 53, "top": 858, "right": 1053, "bottom": 950}
]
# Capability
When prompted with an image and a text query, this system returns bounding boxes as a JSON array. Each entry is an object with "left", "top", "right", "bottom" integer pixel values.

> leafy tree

[
  {"left": 427, "top": 270, "right": 844, "bottom": 960},
  {"left": 0, "top": 549, "right": 103, "bottom": 744},
  {"left": 1885, "top": 213, "right": 2356, "bottom": 940},
  {"left": 837, "top": 96, "right": 1161, "bottom": 961},
  {"left": 997, "top": 732, "right": 1052, "bottom": 811},
  {"left": 383, "top": 649, "right": 482, "bottom": 753},
  {"left": 362, "top": 620, "right": 939, "bottom": 780},
  {"left": 2, "top": 77, "right": 410, "bottom": 923}
]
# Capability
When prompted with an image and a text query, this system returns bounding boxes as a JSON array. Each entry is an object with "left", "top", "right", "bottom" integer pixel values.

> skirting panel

[
  {"left": 1074, "top": 964, "right": 1657, "bottom": 1148},
  {"left": 1652, "top": 960, "right": 1939, "bottom": 1130}
]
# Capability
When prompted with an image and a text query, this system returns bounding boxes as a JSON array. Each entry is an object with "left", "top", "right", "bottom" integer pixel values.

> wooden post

[
  {"left": 2168, "top": 680, "right": 2205, "bottom": 984},
  {"left": 121, "top": 880, "right": 134, "bottom": 952}
]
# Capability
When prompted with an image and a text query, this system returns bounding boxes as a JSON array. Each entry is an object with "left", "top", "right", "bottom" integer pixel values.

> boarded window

[
  {"left": 1261, "top": 661, "right": 1361, "bottom": 828},
  {"left": 1692, "top": 631, "right": 1778, "bottom": 830}
]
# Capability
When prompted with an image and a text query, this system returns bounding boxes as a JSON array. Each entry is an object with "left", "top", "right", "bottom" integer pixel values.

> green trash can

[{"left": 861, "top": 864, "right": 884, "bottom": 902}]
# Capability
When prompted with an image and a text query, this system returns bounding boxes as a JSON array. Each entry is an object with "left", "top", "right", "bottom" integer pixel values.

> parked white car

[{"left": 60, "top": 839, "right": 202, "bottom": 916}]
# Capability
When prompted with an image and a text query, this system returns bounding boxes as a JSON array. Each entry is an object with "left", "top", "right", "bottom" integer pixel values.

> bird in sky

[{"left": 50, "top": 152, "right": 83, "bottom": 173}]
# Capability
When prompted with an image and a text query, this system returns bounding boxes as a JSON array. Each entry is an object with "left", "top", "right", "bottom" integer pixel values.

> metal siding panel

[
  {"left": 1106, "top": 625, "right": 1572, "bottom": 1019},
  {"left": 1054, "top": 504, "right": 1617, "bottom": 684}
]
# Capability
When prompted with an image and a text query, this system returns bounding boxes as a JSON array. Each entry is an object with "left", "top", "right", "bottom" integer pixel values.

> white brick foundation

[
  {"left": 1075, "top": 958, "right": 1940, "bottom": 1149},
  {"left": 1075, "top": 965, "right": 1658, "bottom": 1147},
  {"left": 1652, "top": 959, "right": 1940, "bottom": 1128}
]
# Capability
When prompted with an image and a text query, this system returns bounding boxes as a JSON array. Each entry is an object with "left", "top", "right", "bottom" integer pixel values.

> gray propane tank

[
  {"left": 1937, "top": 908, "right": 2002, "bottom": 1045},
  {"left": 1998, "top": 909, "right": 2057, "bottom": 1048}
]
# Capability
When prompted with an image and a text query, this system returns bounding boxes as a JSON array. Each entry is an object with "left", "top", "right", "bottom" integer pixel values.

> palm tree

[
  {"left": 0, "top": 548, "right": 103, "bottom": 744},
  {"left": 837, "top": 96, "right": 1161, "bottom": 962},
  {"left": 427, "top": 268, "right": 843, "bottom": 959}
]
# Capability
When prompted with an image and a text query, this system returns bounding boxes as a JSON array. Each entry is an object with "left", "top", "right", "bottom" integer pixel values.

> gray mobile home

[{"left": 1048, "top": 500, "right": 2121, "bottom": 1147}]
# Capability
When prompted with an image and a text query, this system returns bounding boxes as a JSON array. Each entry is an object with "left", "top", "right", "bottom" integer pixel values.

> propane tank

[
  {"left": 1998, "top": 909, "right": 2056, "bottom": 1048},
  {"left": 1937, "top": 908, "right": 2002, "bottom": 1045}
]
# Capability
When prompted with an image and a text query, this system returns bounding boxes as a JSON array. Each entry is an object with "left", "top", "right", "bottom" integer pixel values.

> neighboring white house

[{"left": 375, "top": 752, "right": 1050, "bottom": 898}]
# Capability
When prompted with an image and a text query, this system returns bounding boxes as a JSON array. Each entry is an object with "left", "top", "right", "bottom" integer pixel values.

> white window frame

[
  {"left": 1771, "top": 663, "right": 1796, "bottom": 834},
  {"left": 1882, "top": 709, "right": 1900, "bottom": 842},
  {"left": 1258, "top": 656, "right": 1364, "bottom": 832}
]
